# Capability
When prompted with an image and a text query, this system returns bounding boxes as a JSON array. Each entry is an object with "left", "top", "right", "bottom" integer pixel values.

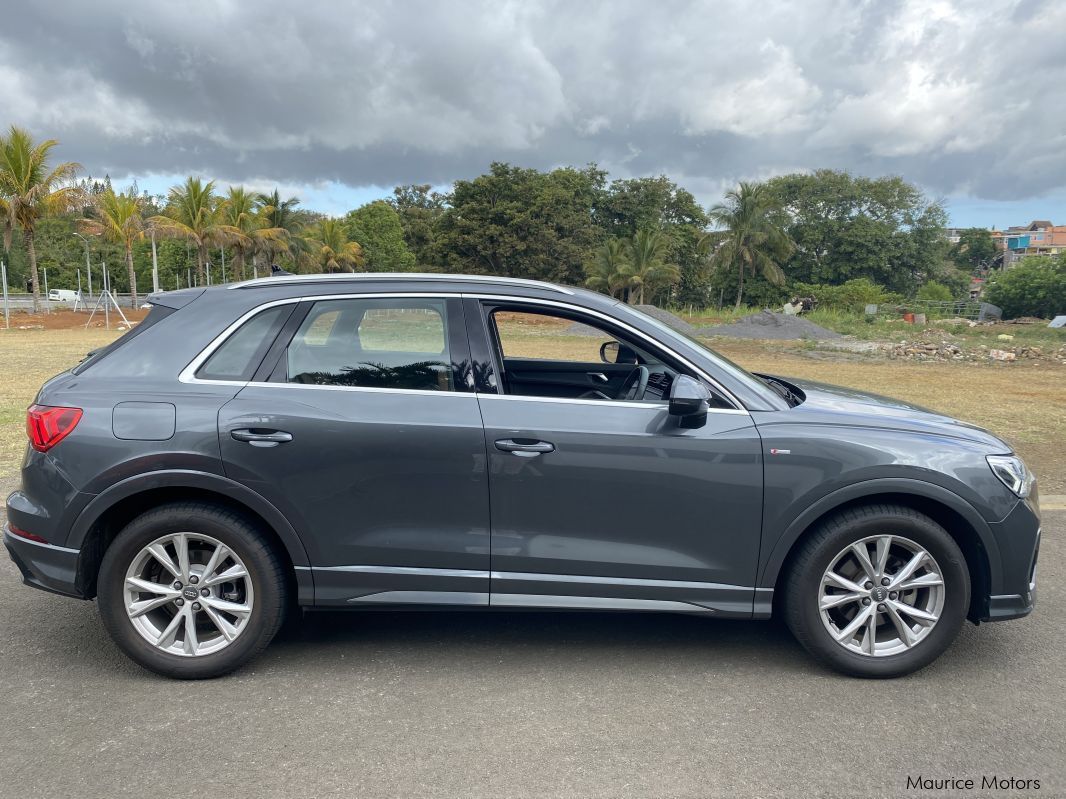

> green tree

[
  {"left": 220, "top": 187, "right": 289, "bottom": 280},
  {"left": 706, "top": 182, "right": 793, "bottom": 309},
  {"left": 983, "top": 256, "right": 1066, "bottom": 319},
  {"left": 765, "top": 170, "right": 947, "bottom": 294},
  {"left": 309, "top": 218, "right": 365, "bottom": 273},
  {"left": 623, "top": 228, "right": 680, "bottom": 304},
  {"left": 596, "top": 176, "right": 709, "bottom": 306},
  {"left": 433, "top": 162, "right": 606, "bottom": 284},
  {"left": 0, "top": 126, "right": 81, "bottom": 310},
  {"left": 255, "top": 188, "right": 306, "bottom": 269},
  {"left": 151, "top": 178, "right": 238, "bottom": 285},
  {"left": 391, "top": 184, "right": 445, "bottom": 266},
  {"left": 77, "top": 187, "right": 146, "bottom": 306},
  {"left": 345, "top": 200, "right": 416, "bottom": 271},
  {"left": 584, "top": 237, "right": 631, "bottom": 299},
  {"left": 951, "top": 227, "right": 998, "bottom": 271}
]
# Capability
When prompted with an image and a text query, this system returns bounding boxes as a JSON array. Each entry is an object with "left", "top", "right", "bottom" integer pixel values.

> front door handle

[
  {"left": 494, "top": 438, "right": 555, "bottom": 457},
  {"left": 231, "top": 428, "right": 293, "bottom": 447}
]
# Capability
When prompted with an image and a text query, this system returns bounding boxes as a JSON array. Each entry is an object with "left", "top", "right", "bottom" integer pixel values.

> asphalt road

[{"left": 0, "top": 493, "right": 1062, "bottom": 798}]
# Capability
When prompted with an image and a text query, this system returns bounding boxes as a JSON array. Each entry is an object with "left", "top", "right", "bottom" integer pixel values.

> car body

[
  {"left": 48, "top": 288, "right": 79, "bottom": 303},
  {"left": 4, "top": 273, "right": 1041, "bottom": 678}
]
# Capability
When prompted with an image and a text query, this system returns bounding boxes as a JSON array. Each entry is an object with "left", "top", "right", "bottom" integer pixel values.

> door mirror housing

[
  {"left": 669, "top": 375, "right": 711, "bottom": 429},
  {"left": 599, "top": 341, "right": 620, "bottom": 363}
]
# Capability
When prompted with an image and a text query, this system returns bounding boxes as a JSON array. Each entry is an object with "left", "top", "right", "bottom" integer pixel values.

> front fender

[{"left": 757, "top": 477, "right": 1003, "bottom": 592}]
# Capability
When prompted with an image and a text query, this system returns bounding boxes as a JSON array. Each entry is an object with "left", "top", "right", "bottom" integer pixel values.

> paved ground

[{"left": 0, "top": 489, "right": 1062, "bottom": 798}]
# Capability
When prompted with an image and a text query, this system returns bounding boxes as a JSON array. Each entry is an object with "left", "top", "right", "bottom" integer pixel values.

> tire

[
  {"left": 98, "top": 502, "right": 288, "bottom": 679},
  {"left": 783, "top": 504, "right": 970, "bottom": 678}
]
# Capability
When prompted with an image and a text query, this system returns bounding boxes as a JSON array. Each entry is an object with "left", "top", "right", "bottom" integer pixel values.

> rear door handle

[
  {"left": 231, "top": 429, "right": 293, "bottom": 447},
  {"left": 494, "top": 438, "right": 555, "bottom": 457}
]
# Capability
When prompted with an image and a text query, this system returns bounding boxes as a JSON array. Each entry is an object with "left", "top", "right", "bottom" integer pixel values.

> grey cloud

[{"left": 0, "top": 0, "right": 1063, "bottom": 206}]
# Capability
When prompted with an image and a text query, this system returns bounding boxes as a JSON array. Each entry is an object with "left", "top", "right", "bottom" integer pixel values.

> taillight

[
  {"left": 26, "top": 405, "right": 83, "bottom": 452},
  {"left": 7, "top": 524, "right": 48, "bottom": 544}
]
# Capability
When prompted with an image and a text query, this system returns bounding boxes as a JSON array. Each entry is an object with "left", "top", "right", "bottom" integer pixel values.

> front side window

[{"left": 286, "top": 298, "right": 455, "bottom": 391}]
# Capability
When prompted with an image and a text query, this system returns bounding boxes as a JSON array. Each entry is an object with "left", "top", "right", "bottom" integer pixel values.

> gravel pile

[
  {"left": 565, "top": 304, "right": 697, "bottom": 336},
  {"left": 694, "top": 310, "right": 842, "bottom": 341}
]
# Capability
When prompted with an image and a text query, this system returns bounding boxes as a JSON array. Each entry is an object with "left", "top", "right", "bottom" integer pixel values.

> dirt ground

[{"left": 1, "top": 308, "right": 150, "bottom": 331}]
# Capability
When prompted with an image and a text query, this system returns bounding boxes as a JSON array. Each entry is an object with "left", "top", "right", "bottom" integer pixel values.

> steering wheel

[{"left": 616, "top": 365, "right": 649, "bottom": 401}]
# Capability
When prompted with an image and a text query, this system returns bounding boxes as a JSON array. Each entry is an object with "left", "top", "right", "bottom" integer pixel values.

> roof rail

[{"left": 228, "top": 272, "right": 575, "bottom": 295}]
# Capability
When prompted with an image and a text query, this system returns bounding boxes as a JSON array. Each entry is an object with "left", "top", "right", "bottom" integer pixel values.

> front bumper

[
  {"left": 978, "top": 494, "right": 1040, "bottom": 622},
  {"left": 3, "top": 525, "right": 85, "bottom": 599}
]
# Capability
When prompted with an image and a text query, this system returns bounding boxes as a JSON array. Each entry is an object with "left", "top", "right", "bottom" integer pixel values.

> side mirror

[
  {"left": 669, "top": 375, "right": 711, "bottom": 429},
  {"left": 599, "top": 341, "right": 620, "bottom": 364}
]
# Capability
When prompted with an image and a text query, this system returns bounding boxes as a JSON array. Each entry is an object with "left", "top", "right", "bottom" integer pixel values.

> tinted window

[
  {"left": 73, "top": 304, "right": 175, "bottom": 375},
  {"left": 197, "top": 305, "right": 290, "bottom": 381},
  {"left": 286, "top": 298, "right": 454, "bottom": 391}
]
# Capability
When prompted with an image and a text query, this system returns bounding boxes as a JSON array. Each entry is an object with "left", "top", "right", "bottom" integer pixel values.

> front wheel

[
  {"left": 783, "top": 504, "right": 970, "bottom": 678},
  {"left": 98, "top": 502, "right": 288, "bottom": 679}
]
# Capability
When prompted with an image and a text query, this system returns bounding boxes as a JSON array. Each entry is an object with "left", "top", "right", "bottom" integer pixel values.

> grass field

[{"left": 1, "top": 318, "right": 1064, "bottom": 492}]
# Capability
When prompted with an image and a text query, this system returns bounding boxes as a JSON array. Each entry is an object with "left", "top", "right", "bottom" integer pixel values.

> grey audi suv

[{"left": 4, "top": 273, "right": 1040, "bottom": 679}]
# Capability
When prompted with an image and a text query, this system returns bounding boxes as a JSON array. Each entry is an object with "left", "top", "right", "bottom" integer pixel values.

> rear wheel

[
  {"left": 783, "top": 504, "right": 970, "bottom": 678},
  {"left": 98, "top": 502, "right": 287, "bottom": 679}
]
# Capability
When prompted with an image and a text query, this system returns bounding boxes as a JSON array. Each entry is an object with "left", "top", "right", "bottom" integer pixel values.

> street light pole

[
  {"left": 150, "top": 227, "right": 160, "bottom": 294},
  {"left": 73, "top": 233, "right": 92, "bottom": 299}
]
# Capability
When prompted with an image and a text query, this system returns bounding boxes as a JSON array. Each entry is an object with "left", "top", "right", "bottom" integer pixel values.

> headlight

[{"left": 987, "top": 454, "right": 1035, "bottom": 498}]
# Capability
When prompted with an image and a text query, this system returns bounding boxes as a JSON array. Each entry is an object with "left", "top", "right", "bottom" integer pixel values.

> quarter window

[
  {"left": 196, "top": 305, "right": 291, "bottom": 381},
  {"left": 286, "top": 298, "right": 455, "bottom": 391}
]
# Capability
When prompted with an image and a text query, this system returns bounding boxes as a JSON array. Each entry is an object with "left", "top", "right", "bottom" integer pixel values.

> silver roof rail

[{"left": 227, "top": 272, "right": 575, "bottom": 295}]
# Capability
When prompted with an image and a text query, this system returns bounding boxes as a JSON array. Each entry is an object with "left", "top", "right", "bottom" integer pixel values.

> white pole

[
  {"left": 151, "top": 228, "right": 160, "bottom": 294},
  {"left": 104, "top": 263, "right": 110, "bottom": 330},
  {"left": 220, "top": 246, "right": 226, "bottom": 283},
  {"left": 253, "top": 253, "right": 258, "bottom": 278},
  {"left": 1, "top": 259, "right": 9, "bottom": 330}
]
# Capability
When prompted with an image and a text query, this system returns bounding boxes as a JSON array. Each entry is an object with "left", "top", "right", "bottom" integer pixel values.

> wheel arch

[
  {"left": 69, "top": 470, "right": 312, "bottom": 602},
  {"left": 762, "top": 479, "right": 999, "bottom": 622}
]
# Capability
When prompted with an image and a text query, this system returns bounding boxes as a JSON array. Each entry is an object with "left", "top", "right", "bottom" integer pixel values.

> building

[{"left": 992, "top": 220, "right": 1066, "bottom": 266}]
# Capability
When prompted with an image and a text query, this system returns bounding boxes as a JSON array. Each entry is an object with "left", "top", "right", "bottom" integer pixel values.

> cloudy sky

[{"left": 2, "top": 0, "right": 1064, "bottom": 226}]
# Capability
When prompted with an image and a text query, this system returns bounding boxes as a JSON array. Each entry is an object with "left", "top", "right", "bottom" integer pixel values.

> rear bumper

[{"left": 3, "top": 526, "right": 85, "bottom": 599}]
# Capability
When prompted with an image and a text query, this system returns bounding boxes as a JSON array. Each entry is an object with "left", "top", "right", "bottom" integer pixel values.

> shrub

[
  {"left": 916, "top": 281, "right": 954, "bottom": 303},
  {"left": 792, "top": 278, "right": 902, "bottom": 311},
  {"left": 983, "top": 256, "right": 1066, "bottom": 319}
]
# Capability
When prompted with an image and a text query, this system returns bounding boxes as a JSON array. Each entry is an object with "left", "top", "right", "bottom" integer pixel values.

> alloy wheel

[
  {"left": 123, "top": 532, "right": 254, "bottom": 657},
  {"left": 819, "top": 534, "right": 945, "bottom": 657}
]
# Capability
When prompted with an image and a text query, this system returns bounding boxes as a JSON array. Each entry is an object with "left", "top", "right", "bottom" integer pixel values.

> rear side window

[
  {"left": 286, "top": 298, "right": 454, "bottom": 391},
  {"left": 197, "top": 305, "right": 291, "bottom": 381}
]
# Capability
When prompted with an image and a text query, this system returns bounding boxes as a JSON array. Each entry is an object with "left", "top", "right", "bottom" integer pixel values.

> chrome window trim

[
  {"left": 179, "top": 290, "right": 750, "bottom": 415},
  {"left": 228, "top": 272, "right": 575, "bottom": 295}
]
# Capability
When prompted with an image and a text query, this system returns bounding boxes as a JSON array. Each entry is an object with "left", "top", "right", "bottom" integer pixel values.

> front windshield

[{"left": 611, "top": 302, "right": 763, "bottom": 388}]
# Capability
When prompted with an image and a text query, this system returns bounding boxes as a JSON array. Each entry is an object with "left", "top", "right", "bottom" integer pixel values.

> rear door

[{"left": 215, "top": 294, "right": 491, "bottom": 606}]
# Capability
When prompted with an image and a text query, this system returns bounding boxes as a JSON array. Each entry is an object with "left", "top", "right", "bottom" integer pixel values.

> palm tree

[
  {"left": 78, "top": 188, "right": 145, "bottom": 307},
  {"left": 255, "top": 189, "right": 304, "bottom": 270},
  {"left": 705, "top": 181, "right": 793, "bottom": 309},
  {"left": 151, "top": 178, "right": 238, "bottom": 285},
  {"left": 622, "top": 228, "right": 680, "bottom": 305},
  {"left": 308, "top": 218, "right": 364, "bottom": 273},
  {"left": 0, "top": 127, "right": 81, "bottom": 311},
  {"left": 584, "top": 238, "right": 631, "bottom": 299},
  {"left": 220, "top": 187, "right": 288, "bottom": 280}
]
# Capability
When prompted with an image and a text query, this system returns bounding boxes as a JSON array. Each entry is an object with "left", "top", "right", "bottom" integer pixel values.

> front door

[
  {"left": 218, "top": 295, "right": 491, "bottom": 606},
  {"left": 473, "top": 302, "right": 764, "bottom": 617}
]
